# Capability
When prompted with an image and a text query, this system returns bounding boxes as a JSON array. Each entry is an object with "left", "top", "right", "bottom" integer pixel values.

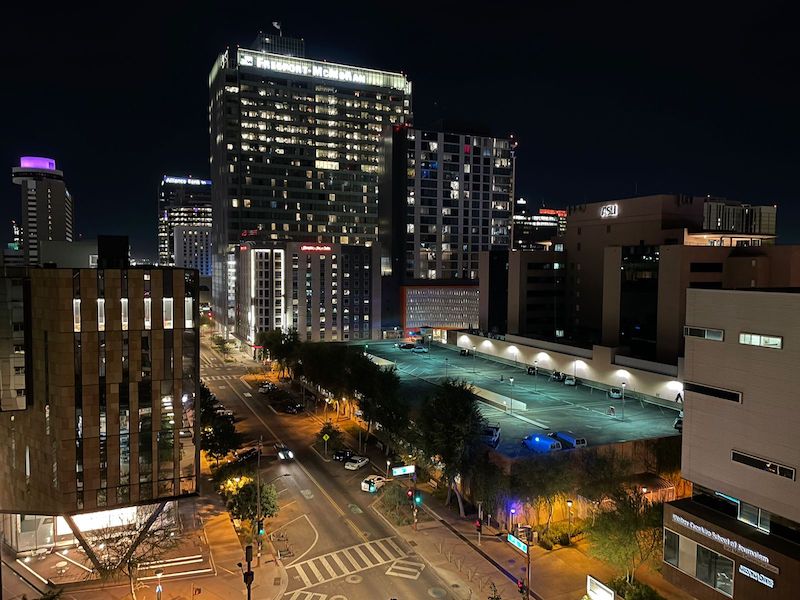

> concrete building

[
  {"left": 157, "top": 175, "right": 212, "bottom": 267},
  {"left": 663, "top": 288, "right": 800, "bottom": 600},
  {"left": 380, "top": 125, "right": 514, "bottom": 280},
  {"left": 209, "top": 36, "right": 411, "bottom": 332},
  {"left": 173, "top": 225, "right": 212, "bottom": 276},
  {"left": 236, "top": 241, "right": 381, "bottom": 344},
  {"left": 511, "top": 203, "right": 566, "bottom": 251},
  {"left": 564, "top": 194, "right": 779, "bottom": 363},
  {"left": 11, "top": 156, "right": 74, "bottom": 265},
  {"left": 400, "top": 282, "right": 479, "bottom": 340},
  {"left": 0, "top": 257, "right": 200, "bottom": 555}
]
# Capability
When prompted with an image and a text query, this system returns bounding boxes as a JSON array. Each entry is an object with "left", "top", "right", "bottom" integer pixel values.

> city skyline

[{"left": 2, "top": 1, "right": 798, "bottom": 259}]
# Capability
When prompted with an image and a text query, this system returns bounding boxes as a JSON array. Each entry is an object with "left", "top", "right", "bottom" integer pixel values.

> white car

[
  {"left": 564, "top": 375, "right": 577, "bottom": 386},
  {"left": 412, "top": 346, "right": 428, "bottom": 354},
  {"left": 344, "top": 456, "right": 369, "bottom": 470},
  {"left": 361, "top": 475, "right": 386, "bottom": 492}
]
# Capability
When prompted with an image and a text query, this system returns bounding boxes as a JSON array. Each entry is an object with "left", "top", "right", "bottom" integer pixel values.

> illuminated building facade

[
  {"left": 157, "top": 175, "right": 212, "bottom": 267},
  {"left": 236, "top": 241, "right": 381, "bottom": 344},
  {"left": 209, "top": 37, "right": 411, "bottom": 332},
  {"left": 12, "top": 156, "right": 74, "bottom": 265},
  {"left": 173, "top": 225, "right": 212, "bottom": 276},
  {"left": 664, "top": 289, "right": 800, "bottom": 600},
  {"left": 403, "top": 128, "right": 514, "bottom": 279},
  {"left": 401, "top": 282, "right": 479, "bottom": 337},
  {"left": 511, "top": 204, "right": 567, "bottom": 250},
  {"left": 0, "top": 263, "right": 200, "bottom": 554}
]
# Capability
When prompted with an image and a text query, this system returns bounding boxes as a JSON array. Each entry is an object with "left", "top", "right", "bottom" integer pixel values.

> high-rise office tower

[
  {"left": 209, "top": 36, "right": 412, "bottom": 331},
  {"left": 157, "top": 175, "right": 212, "bottom": 266},
  {"left": 381, "top": 126, "right": 514, "bottom": 280},
  {"left": 11, "top": 156, "right": 74, "bottom": 265}
]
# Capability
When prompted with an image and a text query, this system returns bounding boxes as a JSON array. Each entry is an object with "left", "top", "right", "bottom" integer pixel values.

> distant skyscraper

[
  {"left": 157, "top": 176, "right": 212, "bottom": 266},
  {"left": 173, "top": 225, "right": 212, "bottom": 276},
  {"left": 11, "top": 156, "right": 73, "bottom": 265},
  {"left": 209, "top": 36, "right": 412, "bottom": 331}
]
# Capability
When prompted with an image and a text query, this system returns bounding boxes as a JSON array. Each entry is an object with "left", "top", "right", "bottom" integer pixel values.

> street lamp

[
  {"left": 566, "top": 499, "right": 573, "bottom": 539},
  {"left": 621, "top": 381, "right": 627, "bottom": 422},
  {"left": 510, "top": 507, "right": 516, "bottom": 531},
  {"left": 509, "top": 377, "right": 515, "bottom": 416},
  {"left": 472, "top": 346, "right": 477, "bottom": 374},
  {"left": 386, "top": 460, "right": 391, "bottom": 478},
  {"left": 533, "top": 360, "right": 538, "bottom": 392}
]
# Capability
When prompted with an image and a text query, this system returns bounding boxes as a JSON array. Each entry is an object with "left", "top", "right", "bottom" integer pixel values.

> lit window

[
  {"left": 739, "top": 332, "right": 782, "bottom": 349},
  {"left": 121, "top": 298, "right": 129, "bottom": 331},
  {"left": 163, "top": 298, "right": 174, "bottom": 329},
  {"left": 184, "top": 298, "right": 194, "bottom": 328},
  {"left": 144, "top": 298, "right": 152, "bottom": 330},
  {"left": 684, "top": 326, "right": 724, "bottom": 341},
  {"left": 73, "top": 299, "right": 81, "bottom": 332},
  {"left": 97, "top": 298, "right": 106, "bottom": 332}
]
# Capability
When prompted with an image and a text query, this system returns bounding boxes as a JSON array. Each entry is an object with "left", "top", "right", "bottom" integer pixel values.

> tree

[
  {"left": 317, "top": 422, "right": 345, "bottom": 450},
  {"left": 85, "top": 503, "right": 179, "bottom": 600},
  {"left": 212, "top": 334, "right": 231, "bottom": 357},
  {"left": 587, "top": 489, "right": 664, "bottom": 583},
  {"left": 202, "top": 415, "right": 242, "bottom": 465},
  {"left": 227, "top": 481, "right": 279, "bottom": 522},
  {"left": 419, "top": 380, "right": 486, "bottom": 517},
  {"left": 512, "top": 454, "right": 577, "bottom": 531},
  {"left": 198, "top": 381, "right": 217, "bottom": 427},
  {"left": 470, "top": 452, "right": 511, "bottom": 523}
]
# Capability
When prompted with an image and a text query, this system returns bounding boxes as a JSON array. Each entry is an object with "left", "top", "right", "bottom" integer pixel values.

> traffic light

[
  {"left": 518, "top": 579, "right": 526, "bottom": 595},
  {"left": 369, "top": 481, "right": 376, "bottom": 493},
  {"left": 414, "top": 491, "right": 422, "bottom": 505},
  {"left": 257, "top": 519, "right": 264, "bottom": 536},
  {"left": 406, "top": 488, "right": 413, "bottom": 500},
  {"left": 474, "top": 519, "right": 482, "bottom": 533}
]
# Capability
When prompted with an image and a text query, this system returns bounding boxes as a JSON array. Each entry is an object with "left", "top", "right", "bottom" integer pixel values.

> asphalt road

[{"left": 202, "top": 343, "right": 452, "bottom": 600}]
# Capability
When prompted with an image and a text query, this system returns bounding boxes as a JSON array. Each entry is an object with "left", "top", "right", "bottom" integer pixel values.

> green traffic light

[{"left": 414, "top": 494, "right": 422, "bottom": 504}]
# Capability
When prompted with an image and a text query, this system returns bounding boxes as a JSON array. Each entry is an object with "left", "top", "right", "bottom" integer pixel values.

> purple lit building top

[{"left": 20, "top": 156, "right": 56, "bottom": 171}]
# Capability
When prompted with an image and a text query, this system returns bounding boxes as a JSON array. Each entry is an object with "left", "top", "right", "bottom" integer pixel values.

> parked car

[
  {"left": 480, "top": 425, "right": 501, "bottom": 448},
  {"left": 275, "top": 443, "right": 294, "bottom": 460},
  {"left": 215, "top": 406, "right": 234, "bottom": 418},
  {"left": 412, "top": 346, "right": 429, "bottom": 354},
  {"left": 398, "top": 343, "right": 416, "bottom": 350},
  {"left": 234, "top": 447, "right": 260, "bottom": 463},
  {"left": 333, "top": 448, "right": 355, "bottom": 462},
  {"left": 361, "top": 475, "right": 386, "bottom": 492},
  {"left": 607, "top": 387, "right": 623, "bottom": 399},
  {"left": 550, "top": 431, "right": 587, "bottom": 449},
  {"left": 522, "top": 433, "right": 562, "bottom": 453},
  {"left": 259, "top": 382, "right": 275, "bottom": 394},
  {"left": 550, "top": 371, "right": 565, "bottom": 382},
  {"left": 564, "top": 375, "right": 577, "bottom": 386},
  {"left": 459, "top": 348, "right": 471, "bottom": 356},
  {"left": 280, "top": 402, "right": 303, "bottom": 414},
  {"left": 344, "top": 456, "right": 369, "bottom": 470}
]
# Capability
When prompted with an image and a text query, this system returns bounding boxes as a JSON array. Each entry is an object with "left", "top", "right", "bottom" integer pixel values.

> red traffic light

[
  {"left": 518, "top": 580, "right": 525, "bottom": 594},
  {"left": 406, "top": 488, "right": 413, "bottom": 499},
  {"left": 474, "top": 519, "right": 482, "bottom": 532}
]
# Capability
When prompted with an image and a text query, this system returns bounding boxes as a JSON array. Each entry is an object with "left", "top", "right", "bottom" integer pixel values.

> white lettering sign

[
  {"left": 739, "top": 564, "right": 775, "bottom": 588},
  {"left": 163, "top": 176, "right": 210, "bottom": 186},
  {"left": 600, "top": 204, "right": 619, "bottom": 218},
  {"left": 237, "top": 49, "right": 408, "bottom": 91},
  {"left": 671, "top": 514, "right": 773, "bottom": 568},
  {"left": 586, "top": 575, "right": 615, "bottom": 600}
]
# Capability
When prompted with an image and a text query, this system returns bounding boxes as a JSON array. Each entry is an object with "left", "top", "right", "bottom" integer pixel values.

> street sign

[
  {"left": 322, "top": 434, "right": 330, "bottom": 441},
  {"left": 586, "top": 575, "right": 615, "bottom": 600},
  {"left": 392, "top": 464, "right": 416, "bottom": 477},
  {"left": 506, "top": 533, "right": 528, "bottom": 554}
]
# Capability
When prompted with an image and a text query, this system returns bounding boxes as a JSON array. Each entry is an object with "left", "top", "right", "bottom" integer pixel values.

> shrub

[
  {"left": 538, "top": 535, "right": 554, "bottom": 550},
  {"left": 608, "top": 577, "right": 665, "bottom": 600}
]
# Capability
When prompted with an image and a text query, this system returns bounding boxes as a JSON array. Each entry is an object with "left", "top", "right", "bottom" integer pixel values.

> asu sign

[{"left": 600, "top": 204, "right": 619, "bottom": 218}]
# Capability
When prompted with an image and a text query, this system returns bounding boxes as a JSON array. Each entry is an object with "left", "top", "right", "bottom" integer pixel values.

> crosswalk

[
  {"left": 202, "top": 374, "right": 239, "bottom": 382},
  {"left": 286, "top": 537, "right": 407, "bottom": 591},
  {"left": 283, "top": 592, "right": 330, "bottom": 600}
]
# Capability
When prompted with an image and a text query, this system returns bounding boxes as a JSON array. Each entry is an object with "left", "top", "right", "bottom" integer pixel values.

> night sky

[{"left": 2, "top": 2, "right": 798, "bottom": 258}]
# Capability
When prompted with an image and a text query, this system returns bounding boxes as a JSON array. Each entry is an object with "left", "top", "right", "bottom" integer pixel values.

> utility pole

[
  {"left": 526, "top": 540, "right": 531, "bottom": 600},
  {"left": 241, "top": 545, "right": 254, "bottom": 600}
]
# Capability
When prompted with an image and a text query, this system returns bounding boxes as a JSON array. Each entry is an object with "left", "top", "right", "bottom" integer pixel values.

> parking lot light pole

[
  {"left": 533, "top": 360, "right": 538, "bottom": 392},
  {"left": 472, "top": 346, "right": 477, "bottom": 373},
  {"left": 621, "top": 381, "right": 626, "bottom": 422},
  {"left": 445, "top": 358, "right": 449, "bottom": 379},
  {"left": 509, "top": 377, "right": 514, "bottom": 416},
  {"left": 386, "top": 460, "right": 390, "bottom": 478}
]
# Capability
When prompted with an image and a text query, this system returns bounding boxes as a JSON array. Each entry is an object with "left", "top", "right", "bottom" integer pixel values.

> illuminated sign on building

[
  {"left": 237, "top": 49, "right": 409, "bottom": 91},
  {"left": 586, "top": 575, "right": 615, "bottom": 600},
  {"left": 539, "top": 208, "right": 567, "bottom": 218},
  {"left": 600, "top": 204, "right": 619, "bottom": 218},
  {"left": 671, "top": 514, "right": 773, "bottom": 569},
  {"left": 300, "top": 244, "right": 332, "bottom": 252},
  {"left": 163, "top": 176, "right": 211, "bottom": 186},
  {"left": 739, "top": 564, "right": 775, "bottom": 588},
  {"left": 20, "top": 156, "right": 56, "bottom": 171}
]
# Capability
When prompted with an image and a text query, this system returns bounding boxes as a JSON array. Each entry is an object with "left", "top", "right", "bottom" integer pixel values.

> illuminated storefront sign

[
  {"left": 539, "top": 208, "right": 567, "bottom": 217},
  {"left": 739, "top": 564, "right": 775, "bottom": 588},
  {"left": 163, "top": 176, "right": 211, "bottom": 186},
  {"left": 237, "top": 49, "right": 408, "bottom": 91},
  {"left": 391, "top": 465, "right": 415, "bottom": 476},
  {"left": 300, "top": 244, "right": 332, "bottom": 252},
  {"left": 600, "top": 204, "right": 619, "bottom": 218},
  {"left": 20, "top": 156, "right": 56, "bottom": 170},
  {"left": 671, "top": 514, "right": 773, "bottom": 568}
]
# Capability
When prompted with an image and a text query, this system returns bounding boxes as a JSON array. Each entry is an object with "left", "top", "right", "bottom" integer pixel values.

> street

[{"left": 202, "top": 343, "right": 452, "bottom": 600}]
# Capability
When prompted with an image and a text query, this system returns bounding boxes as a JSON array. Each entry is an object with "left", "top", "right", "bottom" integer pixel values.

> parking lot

[{"left": 361, "top": 341, "right": 681, "bottom": 457}]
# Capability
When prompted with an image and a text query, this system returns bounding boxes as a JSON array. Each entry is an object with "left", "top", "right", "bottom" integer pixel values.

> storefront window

[
  {"left": 664, "top": 529, "right": 679, "bottom": 567},
  {"left": 696, "top": 545, "right": 734, "bottom": 597}
]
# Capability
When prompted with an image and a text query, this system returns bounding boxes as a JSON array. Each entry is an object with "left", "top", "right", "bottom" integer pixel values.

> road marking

[
  {"left": 285, "top": 537, "right": 406, "bottom": 592},
  {"left": 287, "top": 514, "right": 319, "bottom": 566},
  {"left": 283, "top": 591, "right": 332, "bottom": 600},
  {"left": 243, "top": 392, "right": 252, "bottom": 397},
  {"left": 385, "top": 558, "right": 426, "bottom": 580}
]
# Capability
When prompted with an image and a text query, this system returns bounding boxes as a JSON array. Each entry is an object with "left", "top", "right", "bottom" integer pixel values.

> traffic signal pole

[{"left": 256, "top": 435, "right": 262, "bottom": 566}]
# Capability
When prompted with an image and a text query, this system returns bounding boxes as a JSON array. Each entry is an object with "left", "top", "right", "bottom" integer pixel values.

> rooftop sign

[
  {"left": 600, "top": 204, "right": 619, "bottom": 218},
  {"left": 300, "top": 244, "right": 332, "bottom": 252},
  {"left": 237, "top": 49, "right": 409, "bottom": 92},
  {"left": 20, "top": 156, "right": 56, "bottom": 170},
  {"left": 163, "top": 176, "right": 211, "bottom": 186}
]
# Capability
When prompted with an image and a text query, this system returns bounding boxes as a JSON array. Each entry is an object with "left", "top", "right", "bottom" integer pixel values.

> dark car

[
  {"left": 333, "top": 448, "right": 355, "bottom": 462},
  {"left": 398, "top": 343, "right": 416, "bottom": 350},
  {"left": 550, "top": 371, "right": 565, "bottom": 382},
  {"left": 234, "top": 447, "right": 260, "bottom": 463},
  {"left": 280, "top": 402, "right": 304, "bottom": 414}
]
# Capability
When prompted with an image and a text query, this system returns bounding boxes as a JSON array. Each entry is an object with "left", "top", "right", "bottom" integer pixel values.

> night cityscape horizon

[{"left": 1, "top": 3, "right": 798, "bottom": 600}]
